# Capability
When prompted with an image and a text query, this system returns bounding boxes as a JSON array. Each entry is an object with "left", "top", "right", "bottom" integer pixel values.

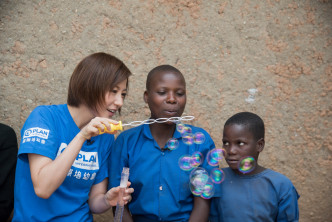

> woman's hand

[
  {"left": 78, "top": 117, "right": 120, "bottom": 140},
  {"left": 104, "top": 181, "right": 134, "bottom": 207}
]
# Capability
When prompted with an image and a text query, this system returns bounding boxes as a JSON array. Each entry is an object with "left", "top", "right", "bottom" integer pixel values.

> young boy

[
  {"left": 109, "top": 65, "right": 216, "bottom": 222},
  {"left": 210, "top": 112, "right": 300, "bottom": 222}
]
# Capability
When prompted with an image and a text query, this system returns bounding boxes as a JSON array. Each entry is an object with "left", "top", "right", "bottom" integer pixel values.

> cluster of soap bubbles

[
  {"left": 178, "top": 123, "right": 206, "bottom": 146},
  {"left": 178, "top": 151, "right": 204, "bottom": 171},
  {"left": 187, "top": 148, "right": 227, "bottom": 199},
  {"left": 169, "top": 122, "right": 224, "bottom": 199},
  {"left": 189, "top": 167, "right": 215, "bottom": 198},
  {"left": 167, "top": 123, "right": 207, "bottom": 151},
  {"left": 173, "top": 122, "right": 257, "bottom": 199}
]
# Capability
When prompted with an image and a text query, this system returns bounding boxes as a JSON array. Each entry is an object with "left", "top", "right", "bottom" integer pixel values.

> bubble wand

[
  {"left": 114, "top": 167, "right": 130, "bottom": 222},
  {"left": 98, "top": 116, "right": 195, "bottom": 134}
]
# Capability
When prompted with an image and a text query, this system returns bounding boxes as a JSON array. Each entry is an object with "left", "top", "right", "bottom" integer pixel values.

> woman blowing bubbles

[{"left": 13, "top": 52, "right": 134, "bottom": 221}]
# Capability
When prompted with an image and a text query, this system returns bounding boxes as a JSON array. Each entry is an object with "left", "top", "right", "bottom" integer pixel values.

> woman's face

[{"left": 96, "top": 79, "right": 127, "bottom": 118}]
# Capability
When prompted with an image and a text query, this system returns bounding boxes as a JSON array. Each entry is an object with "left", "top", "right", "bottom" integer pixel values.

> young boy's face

[
  {"left": 144, "top": 71, "right": 186, "bottom": 120},
  {"left": 222, "top": 123, "right": 262, "bottom": 174}
]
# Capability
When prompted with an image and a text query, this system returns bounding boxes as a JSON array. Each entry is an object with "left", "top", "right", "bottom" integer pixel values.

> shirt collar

[{"left": 142, "top": 124, "right": 153, "bottom": 139}]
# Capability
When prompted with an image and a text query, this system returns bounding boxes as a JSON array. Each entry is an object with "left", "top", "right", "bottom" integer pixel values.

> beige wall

[{"left": 0, "top": 0, "right": 331, "bottom": 221}]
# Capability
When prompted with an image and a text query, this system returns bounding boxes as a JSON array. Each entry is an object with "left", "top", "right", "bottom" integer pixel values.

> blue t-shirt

[
  {"left": 210, "top": 168, "right": 300, "bottom": 222},
  {"left": 109, "top": 124, "right": 216, "bottom": 221},
  {"left": 13, "top": 104, "right": 113, "bottom": 222}
]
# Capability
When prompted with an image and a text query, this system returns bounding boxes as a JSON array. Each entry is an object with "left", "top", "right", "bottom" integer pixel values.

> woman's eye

[
  {"left": 112, "top": 90, "right": 118, "bottom": 94},
  {"left": 122, "top": 93, "right": 127, "bottom": 98}
]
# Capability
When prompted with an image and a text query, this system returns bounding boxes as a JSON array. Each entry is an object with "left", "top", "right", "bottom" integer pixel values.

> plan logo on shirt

[
  {"left": 57, "top": 143, "right": 99, "bottom": 171},
  {"left": 74, "top": 151, "right": 99, "bottom": 170},
  {"left": 23, "top": 127, "right": 50, "bottom": 139}
]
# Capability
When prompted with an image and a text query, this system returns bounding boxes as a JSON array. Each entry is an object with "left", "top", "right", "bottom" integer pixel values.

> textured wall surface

[{"left": 0, "top": 0, "right": 331, "bottom": 221}]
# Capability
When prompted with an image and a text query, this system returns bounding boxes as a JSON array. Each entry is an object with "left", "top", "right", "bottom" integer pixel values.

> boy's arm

[{"left": 188, "top": 197, "right": 211, "bottom": 222}]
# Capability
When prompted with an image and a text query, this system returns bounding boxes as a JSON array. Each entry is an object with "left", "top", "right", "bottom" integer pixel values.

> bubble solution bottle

[{"left": 114, "top": 167, "right": 130, "bottom": 222}]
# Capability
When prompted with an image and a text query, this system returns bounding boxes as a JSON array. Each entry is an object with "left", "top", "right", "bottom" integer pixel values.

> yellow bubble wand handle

[{"left": 98, "top": 121, "right": 123, "bottom": 134}]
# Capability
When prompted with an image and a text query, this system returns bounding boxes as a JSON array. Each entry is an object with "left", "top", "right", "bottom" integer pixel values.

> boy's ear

[
  {"left": 143, "top": 91, "right": 148, "bottom": 103},
  {"left": 257, "top": 138, "right": 265, "bottom": 153}
]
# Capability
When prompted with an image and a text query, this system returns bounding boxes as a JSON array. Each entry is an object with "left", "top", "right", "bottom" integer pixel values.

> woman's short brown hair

[{"left": 67, "top": 52, "right": 131, "bottom": 112}]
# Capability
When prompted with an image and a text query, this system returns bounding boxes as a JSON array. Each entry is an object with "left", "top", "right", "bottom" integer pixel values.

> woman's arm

[
  {"left": 28, "top": 132, "right": 86, "bottom": 199},
  {"left": 88, "top": 179, "right": 113, "bottom": 214},
  {"left": 29, "top": 116, "right": 119, "bottom": 199},
  {"left": 189, "top": 197, "right": 211, "bottom": 222}
]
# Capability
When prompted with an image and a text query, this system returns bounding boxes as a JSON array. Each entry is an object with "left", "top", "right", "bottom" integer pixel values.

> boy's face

[
  {"left": 222, "top": 124, "right": 263, "bottom": 174},
  {"left": 144, "top": 71, "right": 186, "bottom": 120}
]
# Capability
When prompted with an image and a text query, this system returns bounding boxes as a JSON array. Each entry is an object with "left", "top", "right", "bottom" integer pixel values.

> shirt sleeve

[
  {"left": 276, "top": 181, "right": 300, "bottom": 222},
  {"left": 19, "top": 106, "right": 59, "bottom": 159}
]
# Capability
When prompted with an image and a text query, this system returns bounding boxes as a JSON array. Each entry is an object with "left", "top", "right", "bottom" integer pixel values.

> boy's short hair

[
  {"left": 146, "top": 65, "right": 184, "bottom": 91},
  {"left": 225, "top": 112, "right": 265, "bottom": 141},
  {"left": 67, "top": 52, "right": 131, "bottom": 112}
]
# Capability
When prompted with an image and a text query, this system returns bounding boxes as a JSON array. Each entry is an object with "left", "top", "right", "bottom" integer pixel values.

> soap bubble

[
  {"left": 238, "top": 156, "right": 256, "bottom": 174},
  {"left": 190, "top": 151, "right": 204, "bottom": 168},
  {"left": 206, "top": 148, "right": 226, "bottom": 166},
  {"left": 167, "top": 138, "right": 179, "bottom": 150},
  {"left": 182, "top": 126, "right": 192, "bottom": 134},
  {"left": 182, "top": 133, "right": 194, "bottom": 145},
  {"left": 200, "top": 182, "right": 215, "bottom": 199},
  {"left": 189, "top": 167, "right": 209, "bottom": 195},
  {"left": 194, "top": 132, "right": 205, "bottom": 144},
  {"left": 176, "top": 122, "right": 186, "bottom": 134},
  {"left": 210, "top": 168, "right": 225, "bottom": 184},
  {"left": 178, "top": 155, "right": 193, "bottom": 171},
  {"left": 189, "top": 183, "right": 204, "bottom": 196}
]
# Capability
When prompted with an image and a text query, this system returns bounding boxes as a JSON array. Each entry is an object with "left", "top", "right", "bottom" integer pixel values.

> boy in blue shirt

[
  {"left": 210, "top": 112, "right": 300, "bottom": 222},
  {"left": 109, "top": 65, "right": 216, "bottom": 222}
]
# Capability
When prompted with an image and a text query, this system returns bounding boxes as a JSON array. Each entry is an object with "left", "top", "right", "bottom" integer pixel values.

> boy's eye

[
  {"left": 157, "top": 91, "right": 166, "bottom": 95},
  {"left": 223, "top": 141, "right": 229, "bottom": 146},
  {"left": 239, "top": 142, "right": 245, "bottom": 146}
]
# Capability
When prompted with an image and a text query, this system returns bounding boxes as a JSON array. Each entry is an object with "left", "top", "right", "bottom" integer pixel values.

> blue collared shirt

[{"left": 109, "top": 124, "right": 216, "bottom": 221}]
